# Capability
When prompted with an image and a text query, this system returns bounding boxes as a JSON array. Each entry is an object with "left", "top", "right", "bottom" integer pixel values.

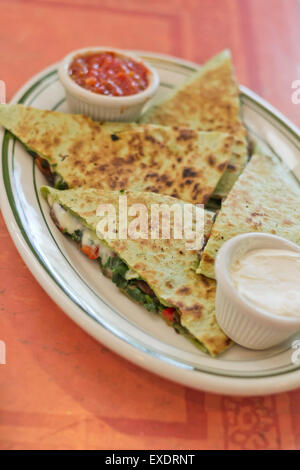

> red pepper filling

[
  {"left": 81, "top": 244, "right": 99, "bottom": 260},
  {"left": 35, "top": 154, "right": 52, "bottom": 177},
  {"left": 161, "top": 307, "right": 176, "bottom": 323}
]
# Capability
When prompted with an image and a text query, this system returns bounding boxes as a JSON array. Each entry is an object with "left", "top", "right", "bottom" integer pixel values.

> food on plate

[
  {"left": 68, "top": 51, "right": 150, "bottom": 96},
  {"left": 41, "top": 186, "right": 232, "bottom": 356},
  {"left": 140, "top": 49, "right": 248, "bottom": 198},
  {"left": 198, "top": 154, "right": 300, "bottom": 279},
  {"left": 0, "top": 104, "right": 233, "bottom": 204},
  {"left": 3, "top": 47, "right": 299, "bottom": 359},
  {"left": 0, "top": 102, "right": 133, "bottom": 142}
]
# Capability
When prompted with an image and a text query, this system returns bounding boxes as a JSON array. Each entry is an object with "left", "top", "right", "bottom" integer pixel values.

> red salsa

[{"left": 68, "top": 51, "right": 149, "bottom": 97}]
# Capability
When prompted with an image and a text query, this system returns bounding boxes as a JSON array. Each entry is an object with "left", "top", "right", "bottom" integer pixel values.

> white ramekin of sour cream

[{"left": 215, "top": 233, "right": 300, "bottom": 350}]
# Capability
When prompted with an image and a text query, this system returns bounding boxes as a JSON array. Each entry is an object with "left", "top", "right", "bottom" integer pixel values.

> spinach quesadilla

[
  {"left": 140, "top": 50, "right": 248, "bottom": 198},
  {"left": 41, "top": 186, "right": 231, "bottom": 356},
  {"left": 0, "top": 104, "right": 233, "bottom": 204},
  {"left": 199, "top": 154, "right": 300, "bottom": 279}
]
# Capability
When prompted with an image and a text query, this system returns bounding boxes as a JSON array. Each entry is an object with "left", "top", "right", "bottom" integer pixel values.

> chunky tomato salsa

[{"left": 68, "top": 51, "right": 149, "bottom": 97}]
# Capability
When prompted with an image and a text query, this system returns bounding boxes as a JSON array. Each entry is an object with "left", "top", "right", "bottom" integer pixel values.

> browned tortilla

[
  {"left": 140, "top": 50, "right": 248, "bottom": 197},
  {"left": 41, "top": 186, "right": 232, "bottom": 356},
  {"left": 199, "top": 153, "right": 300, "bottom": 279},
  {"left": 0, "top": 104, "right": 233, "bottom": 204}
]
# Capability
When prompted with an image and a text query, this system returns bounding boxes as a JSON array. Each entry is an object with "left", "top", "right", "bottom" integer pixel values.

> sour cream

[{"left": 230, "top": 249, "right": 300, "bottom": 318}]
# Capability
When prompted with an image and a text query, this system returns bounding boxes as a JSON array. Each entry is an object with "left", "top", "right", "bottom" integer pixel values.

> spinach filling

[
  {"left": 104, "top": 256, "right": 161, "bottom": 313},
  {"left": 102, "top": 256, "right": 206, "bottom": 352},
  {"left": 71, "top": 229, "right": 83, "bottom": 243},
  {"left": 33, "top": 152, "right": 68, "bottom": 189},
  {"left": 49, "top": 215, "right": 207, "bottom": 352},
  {"left": 10, "top": 136, "right": 69, "bottom": 189},
  {"left": 54, "top": 174, "right": 68, "bottom": 190}
]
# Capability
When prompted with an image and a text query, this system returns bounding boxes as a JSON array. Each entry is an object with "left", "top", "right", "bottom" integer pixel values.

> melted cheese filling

[{"left": 49, "top": 196, "right": 116, "bottom": 266}]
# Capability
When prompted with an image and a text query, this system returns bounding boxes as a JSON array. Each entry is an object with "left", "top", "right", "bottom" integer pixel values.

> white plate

[{"left": 1, "top": 52, "right": 300, "bottom": 396}]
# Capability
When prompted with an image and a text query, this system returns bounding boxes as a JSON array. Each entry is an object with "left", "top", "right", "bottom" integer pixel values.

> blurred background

[{"left": 1, "top": 0, "right": 299, "bottom": 126}]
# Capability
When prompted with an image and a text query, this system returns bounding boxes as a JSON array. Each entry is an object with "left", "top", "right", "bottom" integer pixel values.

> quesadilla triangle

[
  {"left": 41, "top": 186, "right": 232, "bottom": 356},
  {"left": 0, "top": 103, "right": 134, "bottom": 138},
  {"left": 140, "top": 49, "right": 248, "bottom": 198},
  {"left": 198, "top": 153, "right": 300, "bottom": 279},
  {"left": 0, "top": 104, "right": 233, "bottom": 205}
]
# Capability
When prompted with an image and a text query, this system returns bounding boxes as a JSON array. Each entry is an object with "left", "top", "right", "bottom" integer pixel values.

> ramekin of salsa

[{"left": 58, "top": 47, "right": 159, "bottom": 121}]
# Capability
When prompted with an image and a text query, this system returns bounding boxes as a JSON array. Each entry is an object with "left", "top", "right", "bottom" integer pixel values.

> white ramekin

[
  {"left": 215, "top": 233, "right": 300, "bottom": 350},
  {"left": 58, "top": 47, "right": 160, "bottom": 121}
]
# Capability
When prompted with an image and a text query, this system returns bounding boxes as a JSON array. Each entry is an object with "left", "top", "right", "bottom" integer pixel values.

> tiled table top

[{"left": 0, "top": 0, "right": 300, "bottom": 450}]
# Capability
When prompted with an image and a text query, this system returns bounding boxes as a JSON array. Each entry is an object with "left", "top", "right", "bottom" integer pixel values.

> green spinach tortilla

[
  {"left": 140, "top": 50, "right": 248, "bottom": 198},
  {"left": 0, "top": 104, "right": 233, "bottom": 204},
  {"left": 41, "top": 186, "right": 232, "bottom": 356},
  {"left": 199, "top": 153, "right": 300, "bottom": 279}
]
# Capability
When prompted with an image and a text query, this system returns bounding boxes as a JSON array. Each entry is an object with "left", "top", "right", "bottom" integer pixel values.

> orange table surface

[{"left": 1, "top": 0, "right": 300, "bottom": 451}]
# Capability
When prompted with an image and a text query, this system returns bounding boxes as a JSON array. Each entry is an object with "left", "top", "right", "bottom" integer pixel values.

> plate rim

[{"left": 1, "top": 53, "right": 300, "bottom": 396}]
